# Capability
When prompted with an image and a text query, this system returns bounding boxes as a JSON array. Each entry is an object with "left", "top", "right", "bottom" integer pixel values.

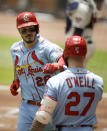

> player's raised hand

[
  {"left": 43, "top": 63, "right": 64, "bottom": 74},
  {"left": 10, "top": 79, "right": 20, "bottom": 96}
]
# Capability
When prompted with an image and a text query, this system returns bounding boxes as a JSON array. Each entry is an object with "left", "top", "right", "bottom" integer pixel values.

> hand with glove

[
  {"left": 43, "top": 63, "right": 65, "bottom": 74},
  {"left": 10, "top": 79, "right": 20, "bottom": 96},
  {"left": 43, "top": 56, "right": 66, "bottom": 74}
]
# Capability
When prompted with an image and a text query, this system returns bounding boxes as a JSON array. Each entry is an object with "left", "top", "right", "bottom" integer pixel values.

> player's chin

[
  {"left": 26, "top": 40, "right": 34, "bottom": 44},
  {"left": 24, "top": 37, "right": 36, "bottom": 44}
]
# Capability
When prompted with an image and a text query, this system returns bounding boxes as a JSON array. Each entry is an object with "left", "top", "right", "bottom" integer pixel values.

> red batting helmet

[
  {"left": 16, "top": 12, "right": 39, "bottom": 32},
  {"left": 63, "top": 35, "right": 87, "bottom": 59}
]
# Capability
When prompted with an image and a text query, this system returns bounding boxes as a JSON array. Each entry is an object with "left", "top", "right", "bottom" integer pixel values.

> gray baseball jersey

[
  {"left": 44, "top": 68, "right": 104, "bottom": 130},
  {"left": 10, "top": 35, "right": 63, "bottom": 102}
]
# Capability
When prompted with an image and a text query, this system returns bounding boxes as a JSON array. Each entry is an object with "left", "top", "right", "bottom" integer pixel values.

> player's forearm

[
  {"left": 14, "top": 66, "right": 18, "bottom": 80},
  {"left": 30, "top": 120, "right": 45, "bottom": 131}
]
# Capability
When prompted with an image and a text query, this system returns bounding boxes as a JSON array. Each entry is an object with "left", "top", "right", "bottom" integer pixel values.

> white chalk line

[
  {"left": 0, "top": 123, "right": 17, "bottom": 128},
  {"left": 0, "top": 106, "right": 18, "bottom": 128},
  {"left": 0, "top": 106, "right": 18, "bottom": 118},
  {"left": 0, "top": 85, "right": 9, "bottom": 90},
  {"left": 0, "top": 85, "right": 21, "bottom": 91}
]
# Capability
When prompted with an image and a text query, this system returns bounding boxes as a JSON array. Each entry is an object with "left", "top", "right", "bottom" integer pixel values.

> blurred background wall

[
  {"left": 0, "top": 0, "right": 68, "bottom": 17},
  {"left": 0, "top": 0, "right": 107, "bottom": 19}
]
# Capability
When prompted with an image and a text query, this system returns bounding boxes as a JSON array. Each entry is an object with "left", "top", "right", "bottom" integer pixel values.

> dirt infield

[
  {"left": 0, "top": 88, "right": 20, "bottom": 131},
  {"left": 0, "top": 12, "right": 107, "bottom": 131}
]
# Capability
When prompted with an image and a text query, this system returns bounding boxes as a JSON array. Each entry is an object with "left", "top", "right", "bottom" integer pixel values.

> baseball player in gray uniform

[
  {"left": 30, "top": 35, "right": 104, "bottom": 131},
  {"left": 66, "top": 0, "right": 104, "bottom": 66},
  {"left": 9, "top": 12, "right": 63, "bottom": 131}
]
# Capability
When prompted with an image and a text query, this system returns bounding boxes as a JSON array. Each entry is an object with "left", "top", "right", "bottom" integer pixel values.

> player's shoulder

[
  {"left": 49, "top": 69, "right": 70, "bottom": 83},
  {"left": 39, "top": 36, "right": 62, "bottom": 49},
  {"left": 90, "top": 71, "right": 103, "bottom": 80},
  {"left": 94, "top": 74, "right": 103, "bottom": 84},
  {"left": 88, "top": 70, "right": 103, "bottom": 85},
  {"left": 47, "top": 70, "right": 73, "bottom": 91},
  {"left": 10, "top": 40, "right": 21, "bottom": 52},
  {"left": 39, "top": 36, "right": 52, "bottom": 45}
]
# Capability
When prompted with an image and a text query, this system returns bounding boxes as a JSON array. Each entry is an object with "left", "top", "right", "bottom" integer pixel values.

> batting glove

[
  {"left": 10, "top": 79, "right": 20, "bottom": 96},
  {"left": 43, "top": 63, "right": 64, "bottom": 74}
]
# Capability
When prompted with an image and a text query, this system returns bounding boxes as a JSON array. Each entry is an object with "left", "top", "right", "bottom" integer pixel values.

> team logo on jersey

[
  {"left": 31, "top": 51, "right": 44, "bottom": 65},
  {"left": 23, "top": 14, "right": 29, "bottom": 22},
  {"left": 27, "top": 66, "right": 43, "bottom": 76}
]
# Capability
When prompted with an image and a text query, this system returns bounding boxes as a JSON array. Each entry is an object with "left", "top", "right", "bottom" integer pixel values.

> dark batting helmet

[
  {"left": 16, "top": 12, "right": 39, "bottom": 33},
  {"left": 63, "top": 35, "right": 87, "bottom": 59}
]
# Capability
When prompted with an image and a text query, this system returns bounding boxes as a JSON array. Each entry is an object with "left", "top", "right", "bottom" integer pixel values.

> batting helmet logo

[{"left": 23, "top": 14, "right": 29, "bottom": 22}]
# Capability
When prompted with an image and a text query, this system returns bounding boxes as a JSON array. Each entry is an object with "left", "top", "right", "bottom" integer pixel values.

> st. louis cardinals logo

[
  {"left": 31, "top": 51, "right": 44, "bottom": 65},
  {"left": 15, "top": 51, "right": 44, "bottom": 71},
  {"left": 23, "top": 14, "right": 29, "bottom": 22}
]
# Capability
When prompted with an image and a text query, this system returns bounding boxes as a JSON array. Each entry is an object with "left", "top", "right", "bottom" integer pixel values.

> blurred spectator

[
  {"left": 17, "top": 0, "right": 31, "bottom": 11},
  {"left": 65, "top": 0, "right": 104, "bottom": 66}
]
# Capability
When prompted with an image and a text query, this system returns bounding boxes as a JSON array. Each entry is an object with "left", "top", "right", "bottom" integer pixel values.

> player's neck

[
  {"left": 68, "top": 62, "right": 84, "bottom": 68},
  {"left": 24, "top": 38, "right": 38, "bottom": 49},
  {"left": 68, "top": 57, "right": 85, "bottom": 68}
]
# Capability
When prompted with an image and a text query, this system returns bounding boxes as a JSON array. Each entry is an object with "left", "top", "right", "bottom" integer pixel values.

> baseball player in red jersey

[
  {"left": 9, "top": 12, "right": 64, "bottom": 131},
  {"left": 30, "top": 35, "right": 104, "bottom": 131}
]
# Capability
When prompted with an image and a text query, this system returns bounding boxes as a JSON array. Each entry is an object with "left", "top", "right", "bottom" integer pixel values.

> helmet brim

[{"left": 17, "top": 22, "right": 38, "bottom": 29}]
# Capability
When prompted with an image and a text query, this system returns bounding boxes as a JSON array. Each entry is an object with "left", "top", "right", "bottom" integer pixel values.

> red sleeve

[{"left": 58, "top": 56, "right": 66, "bottom": 66}]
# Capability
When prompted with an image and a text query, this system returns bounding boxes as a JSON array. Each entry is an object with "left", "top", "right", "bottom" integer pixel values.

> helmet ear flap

[{"left": 35, "top": 25, "right": 39, "bottom": 34}]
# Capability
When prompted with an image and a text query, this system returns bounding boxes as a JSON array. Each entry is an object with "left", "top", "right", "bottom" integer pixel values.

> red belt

[{"left": 22, "top": 98, "right": 41, "bottom": 106}]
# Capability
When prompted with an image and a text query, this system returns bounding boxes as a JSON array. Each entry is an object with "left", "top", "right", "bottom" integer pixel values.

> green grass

[
  {"left": 0, "top": 35, "right": 20, "bottom": 85},
  {"left": 0, "top": 35, "right": 107, "bottom": 92},
  {"left": 87, "top": 50, "right": 107, "bottom": 92}
]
